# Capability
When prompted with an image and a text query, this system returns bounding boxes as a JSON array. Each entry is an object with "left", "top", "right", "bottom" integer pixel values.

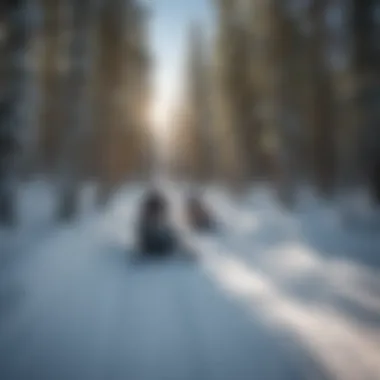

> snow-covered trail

[
  {"left": 200, "top": 188, "right": 380, "bottom": 380},
  {"left": 0, "top": 184, "right": 379, "bottom": 380}
]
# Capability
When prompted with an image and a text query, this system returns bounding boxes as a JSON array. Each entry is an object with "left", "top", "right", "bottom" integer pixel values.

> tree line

[
  {"left": 0, "top": 0, "right": 151, "bottom": 225},
  {"left": 174, "top": 0, "right": 380, "bottom": 206}
]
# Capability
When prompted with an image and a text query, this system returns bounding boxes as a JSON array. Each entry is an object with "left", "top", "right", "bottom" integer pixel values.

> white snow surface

[{"left": 1, "top": 181, "right": 380, "bottom": 380}]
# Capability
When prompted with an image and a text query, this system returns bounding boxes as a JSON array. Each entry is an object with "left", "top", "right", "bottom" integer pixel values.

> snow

[{"left": 0, "top": 181, "right": 380, "bottom": 380}]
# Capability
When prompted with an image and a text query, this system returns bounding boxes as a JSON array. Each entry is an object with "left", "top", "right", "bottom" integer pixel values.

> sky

[{"left": 148, "top": 0, "right": 215, "bottom": 134}]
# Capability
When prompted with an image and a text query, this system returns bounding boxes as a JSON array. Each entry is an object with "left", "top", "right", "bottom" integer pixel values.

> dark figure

[
  {"left": 137, "top": 190, "right": 178, "bottom": 256},
  {"left": 186, "top": 194, "right": 215, "bottom": 231}
]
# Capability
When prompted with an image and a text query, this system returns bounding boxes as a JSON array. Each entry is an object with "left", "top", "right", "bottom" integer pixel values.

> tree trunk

[
  {"left": 351, "top": 0, "right": 380, "bottom": 203},
  {"left": 93, "top": 0, "right": 131, "bottom": 204},
  {"left": 39, "top": 0, "right": 65, "bottom": 174},
  {"left": 57, "top": 0, "right": 99, "bottom": 221},
  {"left": 305, "top": 0, "right": 337, "bottom": 198},
  {"left": 0, "top": 0, "right": 29, "bottom": 225}
]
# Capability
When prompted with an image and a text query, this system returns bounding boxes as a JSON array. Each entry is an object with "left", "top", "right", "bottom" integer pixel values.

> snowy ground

[{"left": 0, "top": 182, "right": 380, "bottom": 380}]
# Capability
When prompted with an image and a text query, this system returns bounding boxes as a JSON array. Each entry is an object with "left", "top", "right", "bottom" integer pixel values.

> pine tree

[
  {"left": 57, "top": 0, "right": 99, "bottom": 220},
  {"left": 93, "top": 0, "right": 151, "bottom": 205},
  {"left": 19, "top": 0, "right": 41, "bottom": 179},
  {"left": 183, "top": 21, "right": 213, "bottom": 182},
  {"left": 263, "top": 1, "right": 300, "bottom": 205},
  {"left": 124, "top": 2, "right": 151, "bottom": 180},
  {"left": 351, "top": 0, "right": 380, "bottom": 202},
  {"left": 305, "top": 0, "right": 337, "bottom": 197},
  {"left": 39, "top": 0, "right": 65, "bottom": 174},
  {"left": 0, "top": 0, "right": 29, "bottom": 225},
  {"left": 212, "top": 0, "right": 251, "bottom": 187}
]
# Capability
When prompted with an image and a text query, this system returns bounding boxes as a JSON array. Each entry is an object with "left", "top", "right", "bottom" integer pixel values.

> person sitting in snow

[
  {"left": 186, "top": 193, "right": 215, "bottom": 231},
  {"left": 136, "top": 189, "right": 178, "bottom": 256}
]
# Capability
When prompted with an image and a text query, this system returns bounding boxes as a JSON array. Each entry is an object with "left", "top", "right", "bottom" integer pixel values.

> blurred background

[
  {"left": 1, "top": 1, "right": 380, "bottom": 380},
  {"left": 168, "top": 0, "right": 380, "bottom": 207},
  {"left": 1, "top": 0, "right": 380, "bottom": 221}
]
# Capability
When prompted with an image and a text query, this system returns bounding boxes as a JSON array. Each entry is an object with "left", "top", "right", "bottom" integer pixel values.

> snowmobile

[
  {"left": 186, "top": 194, "right": 216, "bottom": 232},
  {"left": 137, "top": 217, "right": 179, "bottom": 257},
  {"left": 136, "top": 190, "right": 177, "bottom": 257},
  {"left": 135, "top": 189, "right": 200, "bottom": 262}
]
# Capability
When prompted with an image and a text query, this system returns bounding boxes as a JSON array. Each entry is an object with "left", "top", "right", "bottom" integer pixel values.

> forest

[
  {"left": 1, "top": 0, "right": 380, "bottom": 218},
  {"left": 1, "top": 2, "right": 380, "bottom": 380},
  {"left": 175, "top": 0, "right": 380, "bottom": 207},
  {"left": 0, "top": 0, "right": 151, "bottom": 224}
]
